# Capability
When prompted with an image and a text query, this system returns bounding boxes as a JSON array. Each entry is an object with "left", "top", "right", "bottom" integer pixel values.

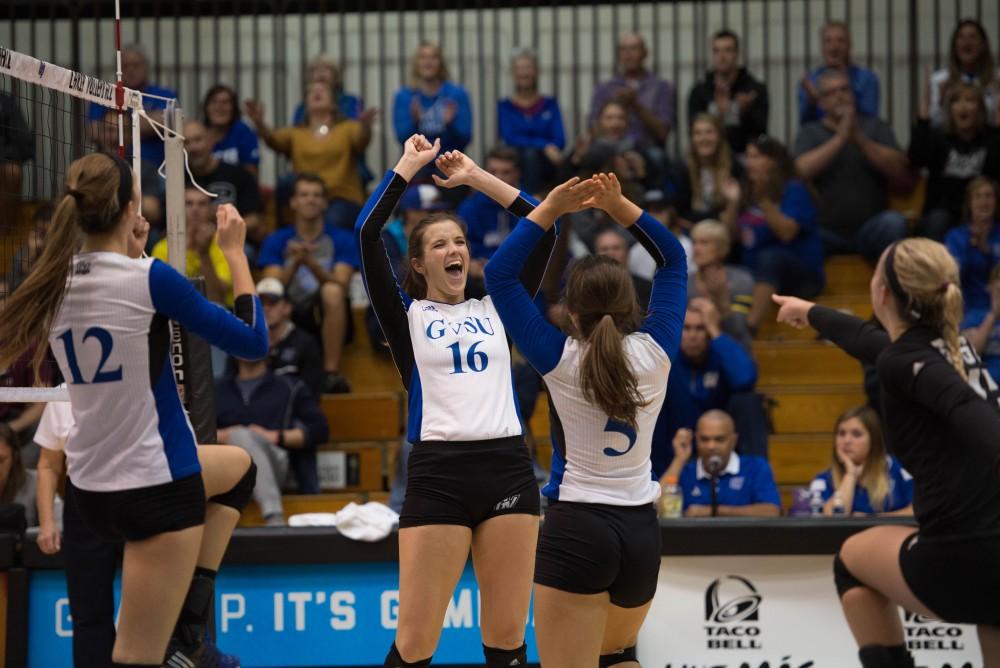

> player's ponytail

[
  {"left": 0, "top": 153, "right": 132, "bottom": 381},
  {"left": 886, "top": 238, "right": 967, "bottom": 380},
  {"left": 566, "top": 255, "right": 645, "bottom": 430}
]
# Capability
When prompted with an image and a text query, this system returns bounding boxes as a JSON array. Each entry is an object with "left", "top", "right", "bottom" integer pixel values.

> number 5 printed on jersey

[{"left": 57, "top": 327, "right": 123, "bottom": 384}]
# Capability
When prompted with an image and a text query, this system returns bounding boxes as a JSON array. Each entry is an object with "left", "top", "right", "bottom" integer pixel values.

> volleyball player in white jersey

[
  {"left": 0, "top": 152, "right": 268, "bottom": 668},
  {"left": 484, "top": 173, "right": 687, "bottom": 668},
  {"left": 356, "top": 135, "right": 560, "bottom": 667}
]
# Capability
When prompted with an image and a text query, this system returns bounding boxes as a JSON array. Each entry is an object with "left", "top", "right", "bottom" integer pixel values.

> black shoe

[
  {"left": 323, "top": 372, "right": 351, "bottom": 394},
  {"left": 165, "top": 636, "right": 241, "bottom": 668}
]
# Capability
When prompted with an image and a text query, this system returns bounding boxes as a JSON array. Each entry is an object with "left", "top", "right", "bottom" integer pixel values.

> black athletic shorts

[
  {"left": 899, "top": 530, "right": 1000, "bottom": 625},
  {"left": 534, "top": 500, "right": 660, "bottom": 608},
  {"left": 398, "top": 436, "right": 540, "bottom": 529},
  {"left": 68, "top": 473, "right": 206, "bottom": 542}
]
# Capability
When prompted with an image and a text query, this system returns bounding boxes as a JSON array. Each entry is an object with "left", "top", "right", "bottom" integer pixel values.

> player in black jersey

[{"left": 774, "top": 237, "right": 1000, "bottom": 667}]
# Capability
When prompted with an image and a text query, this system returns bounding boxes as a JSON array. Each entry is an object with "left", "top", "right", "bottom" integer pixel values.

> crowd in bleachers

[{"left": 3, "top": 16, "right": 1000, "bottom": 525}]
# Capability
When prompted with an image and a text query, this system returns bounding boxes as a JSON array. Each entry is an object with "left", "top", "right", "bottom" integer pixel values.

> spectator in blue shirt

[
  {"left": 216, "top": 355, "right": 330, "bottom": 526},
  {"left": 946, "top": 177, "right": 1000, "bottom": 324},
  {"left": 809, "top": 405, "right": 913, "bottom": 516},
  {"left": 798, "top": 21, "right": 880, "bottom": 124},
  {"left": 393, "top": 42, "right": 472, "bottom": 180},
  {"left": 965, "top": 264, "right": 1000, "bottom": 384},
  {"left": 88, "top": 44, "right": 177, "bottom": 168},
  {"left": 722, "top": 135, "right": 825, "bottom": 332},
  {"left": 497, "top": 47, "right": 565, "bottom": 194},
  {"left": 662, "top": 410, "right": 781, "bottom": 517},
  {"left": 203, "top": 84, "right": 260, "bottom": 178},
  {"left": 259, "top": 173, "right": 360, "bottom": 394}
]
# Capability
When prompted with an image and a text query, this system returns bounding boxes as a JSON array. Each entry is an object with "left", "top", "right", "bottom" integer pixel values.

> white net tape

[{"left": 0, "top": 387, "right": 70, "bottom": 402}]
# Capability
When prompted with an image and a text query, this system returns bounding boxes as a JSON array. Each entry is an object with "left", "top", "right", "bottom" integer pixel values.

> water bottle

[
  {"left": 809, "top": 488, "right": 825, "bottom": 517},
  {"left": 659, "top": 476, "right": 683, "bottom": 519},
  {"left": 832, "top": 495, "right": 847, "bottom": 516}
]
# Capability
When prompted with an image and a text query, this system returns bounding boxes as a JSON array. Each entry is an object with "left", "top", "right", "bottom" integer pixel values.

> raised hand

[
  {"left": 672, "top": 428, "right": 694, "bottom": 464},
  {"left": 720, "top": 177, "right": 741, "bottom": 205},
  {"left": 359, "top": 107, "right": 378, "bottom": 128},
  {"left": 215, "top": 203, "right": 247, "bottom": 256},
  {"left": 541, "top": 176, "right": 599, "bottom": 217},
  {"left": 127, "top": 214, "right": 150, "bottom": 259},
  {"left": 243, "top": 100, "right": 265, "bottom": 127},
  {"left": 772, "top": 294, "right": 816, "bottom": 329},
  {"left": 394, "top": 134, "right": 441, "bottom": 181},
  {"left": 581, "top": 172, "right": 624, "bottom": 212},
  {"left": 432, "top": 150, "right": 479, "bottom": 189},
  {"left": 689, "top": 296, "right": 721, "bottom": 338}
]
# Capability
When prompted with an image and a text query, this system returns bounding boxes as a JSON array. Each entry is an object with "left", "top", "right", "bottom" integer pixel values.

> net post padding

[{"left": 173, "top": 277, "right": 217, "bottom": 445}]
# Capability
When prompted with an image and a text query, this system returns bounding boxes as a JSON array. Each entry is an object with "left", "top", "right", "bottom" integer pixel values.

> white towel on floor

[{"left": 289, "top": 501, "right": 399, "bottom": 541}]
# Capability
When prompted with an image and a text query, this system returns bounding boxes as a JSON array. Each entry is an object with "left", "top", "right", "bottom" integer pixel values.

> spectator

[
  {"left": 723, "top": 135, "right": 825, "bottom": 332},
  {"left": 662, "top": 411, "right": 781, "bottom": 518},
  {"left": 392, "top": 42, "right": 472, "bottom": 164},
  {"left": 676, "top": 113, "right": 745, "bottom": 226},
  {"left": 687, "top": 29, "right": 769, "bottom": 155},
  {"left": 92, "top": 109, "right": 164, "bottom": 235},
  {"left": 5, "top": 203, "right": 54, "bottom": 294},
  {"left": 794, "top": 70, "right": 909, "bottom": 263},
  {"left": 247, "top": 80, "right": 374, "bottom": 229},
  {"left": 87, "top": 44, "right": 177, "bottom": 168},
  {"left": 798, "top": 21, "right": 879, "bottom": 124},
  {"left": 151, "top": 186, "right": 233, "bottom": 306},
  {"left": 564, "top": 100, "right": 649, "bottom": 194},
  {"left": 965, "top": 264, "right": 1000, "bottom": 383},
  {"left": 910, "top": 83, "right": 1000, "bottom": 240},
  {"left": 589, "top": 33, "right": 674, "bottom": 163},
  {"left": 216, "top": 356, "right": 330, "bottom": 526},
  {"left": 809, "top": 405, "right": 914, "bottom": 517},
  {"left": 203, "top": 84, "right": 260, "bottom": 177},
  {"left": 497, "top": 47, "right": 565, "bottom": 194},
  {"left": 183, "top": 119, "right": 264, "bottom": 245},
  {"left": 628, "top": 189, "right": 695, "bottom": 281},
  {"left": 459, "top": 146, "right": 523, "bottom": 282},
  {"left": 927, "top": 19, "right": 1000, "bottom": 128},
  {"left": 0, "top": 91, "right": 32, "bottom": 223},
  {"left": 688, "top": 219, "right": 755, "bottom": 350},
  {"left": 947, "top": 177, "right": 1000, "bottom": 321},
  {"left": 256, "top": 277, "right": 324, "bottom": 398},
  {"left": 0, "top": 423, "right": 36, "bottom": 527},
  {"left": 594, "top": 226, "right": 653, "bottom": 310},
  {"left": 292, "top": 55, "right": 364, "bottom": 125},
  {"left": 259, "top": 173, "right": 359, "bottom": 394}
]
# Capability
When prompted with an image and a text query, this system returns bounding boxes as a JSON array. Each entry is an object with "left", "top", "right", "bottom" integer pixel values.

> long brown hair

[
  {"left": 401, "top": 213, "right": 466, "bottom": 300},
  {"left": 947, "top": 19, "right": 996, "bottom": 90},
  {"left": 962, "top": 175, "right": 999, "bottom": 221},
  {"left": 745, "top": 135, "right": 798, "bottom": 206},
  {"left": 0, "top": 423, "right": 26, "bottom": 504},
  {"left": 565, "top": 255, "right": 645, "bottom": 429},
  {"left": 942, "top": 82, "right": 987, "bottom": 136},
  {"left": 885, "top": 238, "right": 966, "bottom": 379},
  {"left": 687, "top": 113, "right": 733, "bottom": 212},
  {"left": 830, "top": 405, "right": 890, "bottom": 511},
  {"left": 0, "top": 153, "right": 133, "bottom": 380}
]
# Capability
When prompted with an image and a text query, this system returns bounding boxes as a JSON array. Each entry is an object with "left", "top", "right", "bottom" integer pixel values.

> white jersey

[
  {"left": 405, "top": 296, "right": 522, "bottom": 442},
  {"left": 33, "top": 385, "right": 73, "bottom": 452},
  {"left": 544, "top": 334, "right": 670, "bottom": 505},
  {"left": 48, "top": 252, "right": 267, "bottom": 492}
]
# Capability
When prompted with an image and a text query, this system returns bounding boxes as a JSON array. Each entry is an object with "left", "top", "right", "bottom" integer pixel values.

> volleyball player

[
  {"left": 773, "top": 238, "right": 1000, "bottom": 667},
  {"left": 356, "top": 134, "right": 556, "bottom": 667},
  {"left": 0, "top": 152, "right": 268, "bottom": 668},
  {"left": 484, "top": 172, "right": 687, "bottom": 668}
]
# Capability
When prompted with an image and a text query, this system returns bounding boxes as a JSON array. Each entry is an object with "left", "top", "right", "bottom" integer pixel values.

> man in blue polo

[{"left": 663, "top": 410, "right": 781, "bottom": 517}]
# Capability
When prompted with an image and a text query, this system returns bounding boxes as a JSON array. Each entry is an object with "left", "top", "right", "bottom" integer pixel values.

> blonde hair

[
  {"left": 887, "top": 238, "right": 966, "bottom": 379},
  {"left": 690, "top": 219, "right": 731, "bottom": 260},
  {"left": 686, "top": 113, "right": 733, "bottom": 212},
  {"left": 409, "top": 42, "right": 449, "bottom": 87},
  {"left": 830, "top": 406, "right": 890, "bottom": 512},
  {"left": 305, "top": 55, "right": 342, "bottom": 87}
]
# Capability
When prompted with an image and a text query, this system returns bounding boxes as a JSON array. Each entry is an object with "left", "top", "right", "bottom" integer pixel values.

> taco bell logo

[
  {"left": 903, "top": 611, "right": 966, "bottom": 652},
  {"left": 703, "top": 575, "right": 762, "bottom": 650}
]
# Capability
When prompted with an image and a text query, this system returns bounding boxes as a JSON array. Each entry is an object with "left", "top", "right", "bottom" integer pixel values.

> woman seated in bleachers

[
  {"left": 926, "top": 19, "right": 999, "bottom": 128},
  {"left": 910, "top": 82, "right": 1000, "bottom": 240},
  {"left": 946, "top": 176, "right": 1000, "bottom": 326},
  {"left": 560, "top": 100, "right": 649, "bottom": 193},
  {"left": 687, "top": 219, "right": 754, "bottom": 350},
  {"left": 720, "top": 135, "right": 825, "bottom": 334},
  {"left": 203, "top": 84, "right": 260, "bottom": 178},
  {"left": 809, "top": 405, "right": 913, "bottom": 517},
  {"left": 676, "top": 113, "right": 744, "bottom": 227}
]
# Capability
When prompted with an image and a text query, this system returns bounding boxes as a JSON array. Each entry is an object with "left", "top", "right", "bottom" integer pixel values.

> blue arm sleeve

[
  {"left": 632, "top": 212, "right": 688, "bottom": 360},
  {"left": 149, "top": 259, "right": 268, "bottom": 360},
  {"left": 393, "top": 89, "right": 417, "bottom": 144},
  {"left": 710, "top": 334, "right": 758, "bottom": 391},
  {"left": 484, "top": 218, "right": 567, "bottom": 375},
  {"left": 754, "top": 460, "right": 783, "bottom": 507}
]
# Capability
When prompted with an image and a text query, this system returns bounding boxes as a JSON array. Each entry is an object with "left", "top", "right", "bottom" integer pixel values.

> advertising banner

[{"left": 638, "top": 555, "right": 981, "bottom": 668}]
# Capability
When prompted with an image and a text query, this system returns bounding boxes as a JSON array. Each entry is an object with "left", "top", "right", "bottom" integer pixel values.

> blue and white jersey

[
  {"left": 49, "top": 252, "right": 268, "bottom": 492},
  {"left": 356, "top": 171, "right": 552, "bottom": 444},
  {"left": 485, "top": 211, "right": 687, "bottom": 506}
]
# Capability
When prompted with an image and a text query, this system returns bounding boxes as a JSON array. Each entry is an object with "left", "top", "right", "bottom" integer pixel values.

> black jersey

[{"left": 810, "top": 305, "right": 1000, "bottom": 538}]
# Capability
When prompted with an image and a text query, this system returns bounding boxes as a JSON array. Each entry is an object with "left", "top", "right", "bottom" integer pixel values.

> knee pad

[
  {"left": 209, "top": 461, "right": 257, "bottom": 511},
  {"left": 600, "top": 646, "right": 637, "bottom": 667},
  {"left": 833, "top": 552, "right": 865, "bottom": 598},
  {"left": 484, "top": 643, "right": 526, "bottom": 667},
  {"left": 384, "top": 643, "right": 432, "bottom": 667}
]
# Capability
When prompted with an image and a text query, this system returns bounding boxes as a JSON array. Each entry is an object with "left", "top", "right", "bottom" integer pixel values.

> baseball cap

[
  {"left": 399, "top": 184, "right": 449, "bottom": 213},
  {"left": 256, "top": 277, "right": 285, "bottom": 299}
]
